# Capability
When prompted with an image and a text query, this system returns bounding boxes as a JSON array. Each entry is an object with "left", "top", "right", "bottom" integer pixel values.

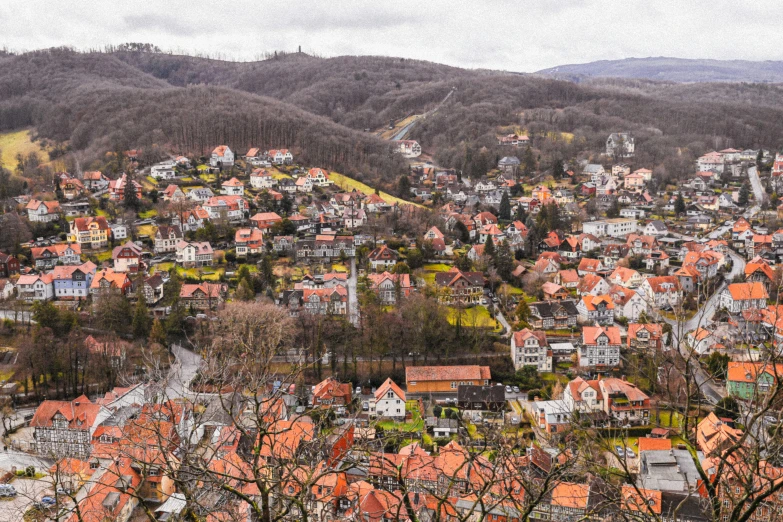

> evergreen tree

[
  {"left": 738, "top": 183, "right": 750, "bottom": 206},
  {"left": 674, "top": 195, "right": 686, "bottom": 215},
  {"left": 498, "top": 191, "right": 511, "bottom": 221},
  {"left": 454, "top": 220, "right": 470, "bottom": 243},
  {"left": 606, "top": 198, "right": 620, "bottom": 218},
  {"left": 123, "top": 172, "right": 140, "bottom": 210},
  {"left": 495, "top": 240, "right": 514, "bottom": 280},
  {"left": 397, "top": 174, "right": 411, "bottom": 197},
  {"left": 484, "top": 235, "right": 496, "bottom": 260},
  {"left": 149, "top": 318, "right": 167, "bottom": 346},
  {"left": 757, "top": 149, "right": 764, "bottom": 168},
  {"left": 132, "top": 286, "right": 152, "bottom": 339},
  {"left": 552, "top": 158, "right": 566, "bottom": 179},
  {"left": 259, "top": 255, "right": 275, "bottom": 290},
  {"left": 235, "top": 278, "right": 256, "bottom": 301}
]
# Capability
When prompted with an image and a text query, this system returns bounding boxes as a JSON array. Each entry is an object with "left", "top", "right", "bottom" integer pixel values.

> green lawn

[
  {"left": 138, "top": 209, "right": 158, "bottom": 219},
  {"left": 328, "top": 171, "right": 422, "bottom": 207},
  {"left": 655, "top": 410, "right": 685, "bottom": 429},
  {"left": 0, "top": 129, "right": 48, "bottom": 169},
  {"left": 423, "top": 263, "right": 451, "bottom": 272},
  {"left": 137, "top": 224, "right": 156, "bottom": 237},
  {"left": 331, "top": 263, "right": 348, "bottom": 273},
  {"left": 446, "top": 306, "right": 501, "bottom": 331},
  {"left": 94, "top": 250, "right": 113, "bottom": 262},
  {"left": 499, "top": 283, "right": 526, "bottom": 296},
  {"left": 153, "top": 263, "right": 225, "bottom": 281},
  {"left": 145, "top": 175, "right": 159, "bottom": 186},
  {"left": 199, "top": 173, "right": 217, "bottom": 183}
]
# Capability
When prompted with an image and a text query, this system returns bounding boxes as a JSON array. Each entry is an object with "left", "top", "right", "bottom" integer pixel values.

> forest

[{"left": 2, "top": 46, "right": 783, "bottom": 192}]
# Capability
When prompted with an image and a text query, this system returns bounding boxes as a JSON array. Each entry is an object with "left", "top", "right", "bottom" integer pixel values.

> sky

[{"left": 0, "top": 0, "right": 780, "bottom": 72}]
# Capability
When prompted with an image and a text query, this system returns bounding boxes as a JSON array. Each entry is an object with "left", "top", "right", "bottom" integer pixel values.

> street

[
  {"left": 348, "top": 257, "right": 359, "bottom": 327},
  {"left": 165, "top": 343, "right": 203, "bottom": 400},
  {"left": 747, "top": 165, "right": 766, "bottom": 209}
]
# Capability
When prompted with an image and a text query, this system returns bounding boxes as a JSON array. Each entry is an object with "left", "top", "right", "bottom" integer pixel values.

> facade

[
  {"left": 640, "top": 276, "right": 683, "bottom": 310},
  {"left": 68, "top": 216, "right": 110, "bottom": 249},
  {"left": 606, "top": 132, "right": 635, "bottom": 157},
  {"left": 627, "top": 323, "right": 663, "bottom": 351},
  {"left": 577, "top": 294, "right": 615, "bottom": 325},
  {"left": 312, "top": 378, "right": 352, "bottom": 408},
  {"left": 26, "top": 199, "right": 61, "bottom": 223},
  {"left": 366, "top": 272, "right": 411, "bottom": 305},
  {"left": 210, "top": 145, "right": 235, "bottom": 167},
  {"left": 433, "top": 269, "right": 485, "bottom": 304},
  {"left": 108, "top": 173, "right": 143, "bottom": 202},
  {"left": 203, "top": 195, "right": 248, "bottom": 223},
  {"left": 579, "top": 325, "right": 621, "bottom": 370},
  {"left": 371, "top": 378, "right": 406, "bottom": 420},
  {"left": 176, "top": 241, "right": 214, "bottom": 267},
  {"left": 368, "top": 245, "right": 398, "bottom": 271},
  {"left": 154, "top": 225, "right": 183, "bottom": 254},
  {"left": 0, "top": 252, "right": 20, "bottom": 278},
  {"left": 52, "top": 262, "right": 97, "bottom": 301},
  {"left": 179, "top": 283, "right": 227, "bottom": 311},
  {"left": 721, "top": 282, "right": 769, "bottom": 314},
  {"left": 582, "top": 218, "right": 637, "bottom": 238},
  {"left": 727, "top": 362, "right": 783, "bottom": 400},
  {"left": 528, "top": 300, "right": 578, "bottom": 330},
  {"left": 510, "top": 329, "right": 552, "bottom": 372},
  {"left": 235, "top": 228, "right": 265, "bottom": 257},
  {"left": 112, "top": 241, "right": 145, "bottom": 273},
  {"left": 405, "top": 365, "right": 491, "bottom": 394},
  {"left": 394, "top": 140, "right": 422, "bottom": 158},
  {"left": 30, "top": 396, "right": 109, "bottom": 458},
  {"left": 16, "top": 273, "right": 55, "bottom": 302},
  {"left": 221, "top": 177, "right": 245, "bottom": 196}
]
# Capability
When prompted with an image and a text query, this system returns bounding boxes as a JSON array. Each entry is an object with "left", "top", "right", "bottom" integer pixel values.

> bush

[
  {"left": 527, "top": 389, "right": 541, "bottom": 400},
  {"left": 433, "top": 405, "right": 443, "bottom": 418},
  {"left": 25, "top": 466, "right": 34, "bottom": 477}
]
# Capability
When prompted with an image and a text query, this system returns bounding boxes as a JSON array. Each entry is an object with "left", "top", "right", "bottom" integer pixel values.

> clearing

[
  {"left": 328, "top": 171, "right": 421, "bottom": 208},
  {"left": 0, "top": 129, "right": 49, "bottom": 169},
  {"left": 446, "top": 305, "right": 501, "bottom": 331}
]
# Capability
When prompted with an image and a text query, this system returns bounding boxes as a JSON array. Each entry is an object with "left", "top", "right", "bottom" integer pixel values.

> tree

[
  {"left": 674, "top": 195, "right": 686, "bottom": 215},
  {"left": 149, "top": 318, "right": 166, "bottom": 346},
  {"left": 454, "top": 254, "right": 472, "bottom": 272},
  {"left": 484, "top": 235, "right": 496, "bottom": 261},
  {"left": 606, "top": 198, "right": 620, "bottom": 218},
  {"left": 552, "top": 158, "right": 566, "bottom": 179},
  {"left": 235, "top": 278, "right": 256, "bottom": 301},
  {"left": 495, "top": 239, "right": 514, "bottom": 281},
  {"left": 714, "top": 396, "right": 740, "bottom": 421},
  {"left": 522, "top": 145, "right": 536, "bottom": 178},
  {"left": 392, "top": 262, "right": 411, "bottom": 274},
  {"left": 406, "top": 248, "right": 424, "bottom": 269},
  {"left": 498, "top": 191, "right": 511, "bottom": 221},
  {"left": 123, "top": 172, "right": 140, "bottom": 210},
  {"left": 397, "top": 174, "right": 411, "bottom": 197},
  {"left": 433, "top": 404, "right": 443, "bottom": 418},
  {"left": 739, "top": 182, "right": 750, "bottom": 206},
  {"left": 132, "top": 292, "right": 152, "bottom": 339},
  {"left": 454, "top": 219, "right": 470, "bottom": 243}
]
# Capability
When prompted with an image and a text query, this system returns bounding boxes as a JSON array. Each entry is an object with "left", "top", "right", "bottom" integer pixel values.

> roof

[
  {"left": 566, "top": 376, "right": 602, "bottom": 402},
  {"left": 726, "top": 281, "right": 769, "bottom": 301},
  {"left": 583, "top": 325, "right": 621, "bottom": 345},
  {"left": 609, "top": 266, "right": 640, "bottom": 283},
  {"left": 31, "top": 243, "right": 81, "bottom": 259},
  {"left": 627, "top": 323, "right": 662, "bottom": 342},
  {"left": 212, "top": 145, "right": 229, "bottom": 156},
  {"left": 578, "top": 258, "right": 602, "bottom": 272},
  {"left": 180, "top": 282, "right": 226, "bottom": 299},
  {"left": 727, "top": 361, "right": 783, "bottom": 384},
  {"left": 542, "top": 282, "right": 566, "bottom": 296},
  {"left": 513, "top": 328, "right": 548, "bottom": 347},
  {"left": 550, "top": 482, "right": 589, "bottom": 509},
  {"left": 312, "top": 377, "right": 352, "bottom": 401},
  {"left": 457, "top": 385, "right": 505, "bottom": 403},
  {"left": 31, "top": 396, "right": 103, "bottom": 429},
  {"left": 434, "top": 269, "right": 485, "bottom": 288},
  {"left": 638, "top": 437, "right": 673, "bottom": 452},
  {"left": 72, "top": 216, "right": 109, "bottom": 232},
  {"left": 644, "top": 276, "right": 681, "bottom": 294},
  {"left": 222, "top": 177, "right": 244, "bottom": 187},
  {"left": 580, "top": 294, "right": 615, "bottom": 311},
  {"left": 406, "top": 365, "right": 491, "bottom": 383},
  {"left": 375, "top": 378, "right": 405, "bottom": 401}
]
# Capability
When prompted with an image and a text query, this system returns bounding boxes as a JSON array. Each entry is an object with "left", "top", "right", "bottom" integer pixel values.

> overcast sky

[{"left": 1, "top": 0, "right": 780, "bottom": 71}]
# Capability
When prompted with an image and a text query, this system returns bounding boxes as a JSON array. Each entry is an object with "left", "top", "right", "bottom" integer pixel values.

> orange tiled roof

[{"left": 406, "top": 365, "right": 491, "bottom": 383}]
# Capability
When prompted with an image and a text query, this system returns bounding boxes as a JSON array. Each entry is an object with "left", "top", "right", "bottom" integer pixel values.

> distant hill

[{"left": 536, "top": 57, "right": 783, "bottom": 83}]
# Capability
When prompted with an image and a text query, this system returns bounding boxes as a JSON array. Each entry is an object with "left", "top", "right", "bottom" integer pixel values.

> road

[
  {"left": 389, "top": 88, "right": 455, "bottom": 141},
  {"left": 747, "top": 165, "right": 766, "bottom": 208},
  {"left": 494, "top": 307, "right": 512, "bottom": 337},
  {"left": 0, "top": 310, "right": 33, "bottom": 324},
  {"left": 165, "top": 344, "right": 203, "bottom": 400},
  {"left": 662, "top": 249, "right": 745, "bottom": 403},
  {"left": 348, "top": 257, "right": 359, "bottom": 327}
]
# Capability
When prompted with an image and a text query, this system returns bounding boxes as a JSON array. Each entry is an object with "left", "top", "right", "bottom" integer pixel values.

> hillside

[
  {"left": 536, "top": 57, "right": 783, "bottom": 83},
  {"left": 4, "top": 48, "right": 783, "bottom": 191}
]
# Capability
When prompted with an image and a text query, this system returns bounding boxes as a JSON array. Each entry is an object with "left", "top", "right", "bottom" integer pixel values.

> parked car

[
  {"left": 355, "top": 386, "right": 361, "bottom": 395},
  {"left": 513, "top": 386, "right": 520, "bottom": 394},
  {"left": 615, "top": 446, "right": 625, "bottom": 457},
  {"left": 505, "top": 385, "right": 512, "bottom": 394},
  {"left": 626, "top": 449, "right": 636, "bottom": 459},
  {"left": 0, "top": 485, "right": 16, "bottom": 497}
]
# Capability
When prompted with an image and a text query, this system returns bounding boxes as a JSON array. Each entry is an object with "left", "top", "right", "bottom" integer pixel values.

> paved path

[
  {"left": 165, "top": 344, "right": 203, "bottom": 400},
  {"left": 747, "top": 165, "right": 766, "bottom": 207},
  {"left": 348, "top": 257, "right": 359, "bottom": 327}
]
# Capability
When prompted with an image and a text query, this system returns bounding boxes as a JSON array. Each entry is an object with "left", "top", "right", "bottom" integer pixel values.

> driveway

[
  {"left": 747, "top": 165, "right": 766, "bottom": 207},
  {"left": 0, "top": 477, "right": 51, "bottom": 522}
]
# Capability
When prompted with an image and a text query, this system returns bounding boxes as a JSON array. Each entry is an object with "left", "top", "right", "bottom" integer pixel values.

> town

[{"left": 0, "top": 125, "right": 781, "bottom": 522}]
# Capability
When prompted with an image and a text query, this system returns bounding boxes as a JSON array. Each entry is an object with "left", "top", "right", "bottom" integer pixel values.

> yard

[
  {"left": 0, "top": 129, "right": 48, "bottom": 169},
  {"left": 138, "top": 209, "right": 158, "bottom": 219},
  {"left": 374, "top": 401, "right": 424, "bottom": 432},
  {"left": 153, "top": 263, "right": 226, "bottom": 281},
  {"left": 446, "top": 305, "right": 501, "bottom": 331},
  {"left": 137, "top": 224, "right": 156, "bottom": 237},
  {"left": 422, "top": 263, "right": 451, "bottom": 272}
]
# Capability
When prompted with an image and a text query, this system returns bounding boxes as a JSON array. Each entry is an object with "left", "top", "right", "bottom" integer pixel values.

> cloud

[{"left": 1, "top": 0, "right": 783, "bottom": 71}]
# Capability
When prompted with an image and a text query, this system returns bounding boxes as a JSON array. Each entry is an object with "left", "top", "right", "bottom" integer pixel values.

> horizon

[{"left": 2, "top": 0, "right": 783, "bottom": 72}]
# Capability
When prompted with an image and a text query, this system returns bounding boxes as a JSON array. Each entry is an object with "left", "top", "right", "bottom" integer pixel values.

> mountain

[
  {"left": 3, "top": 48, "right": 783, "bottom": 192},
  {"left": 536, "top": 57, "right": 783, "bottom": 83}
]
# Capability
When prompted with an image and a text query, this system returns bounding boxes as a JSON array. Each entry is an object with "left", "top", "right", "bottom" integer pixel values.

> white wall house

[
  {"left": 510, "top": 329, "right": 552, "bottom": 372},
  {"left": 210, "top": 145, "right": 234, "bottom": 167},
  {"left": 370, "top": 378, "right": 406, "bottom": 420},
  {"left": 176, "top": 241, "right": 214, "bottom": 268},
  {"left": 582, "top": 218, "right": 637, "bottom": 238}
]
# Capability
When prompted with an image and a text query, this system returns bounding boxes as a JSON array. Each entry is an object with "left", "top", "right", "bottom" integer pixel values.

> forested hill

[
  {"left": 536, "top": 57, "right": 783, "bottom": 83},
  {"left": 3, "top": 48, "right": 783, "bottom": 190}
]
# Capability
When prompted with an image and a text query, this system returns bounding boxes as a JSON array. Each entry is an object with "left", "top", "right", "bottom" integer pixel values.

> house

[
  {"left": 405, "top": 365, "right": 491, "bottom": 394},
  {"left": 627, "top": 323, "right": 663, "bottom": 351},
  {"left": 187, "top": 187, "right": 214, "bottom": 203},
  {"left": 203, "top": 195, "right": 248, "bottom": 223},
  {"left": 583, "top": 164, "right": 606, "bottom": 181},
  {"left": 281, "top": 287, "right": 348, "bottom": 316},
  {"left": 84, "top": 335, "right": 129, "bottom": 369},
  {"left": 553, "top": 189, "right": 574, "bottom": 205},
  {"left": 221, "top": 177, "right": 244, "bottom": 196},
  {"left": 528, "top": 300, "right": 578, "bottom": 330},
  {"left": 606, "top": 132, "right": 634, "bottom": 157},
  {"left": 296, "top": 235, "right": 356, "bottom": 260},
  {"left": 478, "top": 223, "right": 505, "bottom": 245},
  {"left": 368, "top": 245, "right": 399, "bottom": 271},
  {"left": 599, "top": 378, "right": 650, "bottom": 425},
  {"left": 424, "top": 226, "right": 445, "bottom": 241},
  {"left": 577, "top": 294, "right": 615, "bottom": 325},
  {"left": 563, "top": 376, "right": 604, "bottom": 417},
  {"left": 579, "top": 325, "right": 621, "bottom": 370},
  {"left": 176, "top": 241, "right": 214, "bottom": 267},
  {"left": 180, "top": 282, "right": 227, "bottom": 311},
  {"left": 83, "top": 171, "right": 109, "bottom": 191},
  {"left": 250, "top": 211, "right": 283, "bottom": 232},
  {"left": 542, "top": 282, "right": 569, "bottom": 301},
  {"left": 626, "top": 234, "right": 657, "bottom": 256},
  {"left": 623, "top": 172, "right": 646, "bottom": 191},
  {"left": 235, "top": 228, "right": 265, "bottom": 257},
  {"left": 154, "top": 225, "right": 183, "bottom": 254},
  {"left": 107, "top": 173, "right": 142, "bottom": 202},
  {"left": 498, "top": 156, "right": 520, "bottom": 177},
  {"left": 161, "top": 184, "right": 186, "bottom": 202},
  {"left": 674, "top": 265, "right": 702, "bottom": 294},
  {"left": 394, "top": 140, "right": 422, "bottom": 158},
  {"left": 532, "top": 399, "right": 572, "bottom": 434},
  {"left": 112, "top": 241, "right": 145, "bottom": 273},
  {"left": 370, "top": 378, "right": 406, "bottom": 420},
  {"left": 745, "top": 259, "right": 776, "bottom": 290},
  {"left": 726, "top": 361, "right": 783, "bottom": 400},
  {"left": 25, "top": 199, "right": 61, "bottom": 223},
  {"left": 577, "top": 273, "right": 611, "bottom": 296},
  {"left": 696, "top": 412, "right": 742, "bottom": 456},
  {"left": 720, "top": 282, "right": 768, "bottom": 314},
  {"left": 366, "top": 272, "right": 411, "bottom": 305},
  {"left": 697, "top": 151, "right": 725, "bottom": 173},
  {"left": 457, "top": 385, "right": 505, "bottom": 412},
  {"left": 644, "top": 220, "right": 668, "bottom": 237},
  {"left": 267, "top": 148, "right": 293, "bottom": 165},
  {"left": 68, "top": 216, "right": 110, "bottom": 249},
  {"left": 210, "top": 145, "right": 234, "bottom": 167},
  {"left": 90, "top": 269, "right": 132, "bottom": 295},
  {"left": 0, "top": 252, "right": 19, "bottom": 278},
  {"left": 295, "top": 176, "right": 313, "bottom": 193},
  {"left": 467, "top": 244, "right": 486, "bottom": 262},
  {"left": 473, "top": 211, "right": 498, "bottom": 227},
  {"left": 52, "top": 262, "right": 96, "bottom": 301},
  {"left": 0, "top": 280, "right": 14, "bottom": 300},
  {"left": 608, "top": 285, "right": 647, "bottom": 322},
  {"left": 607, "top": 266, "right": 643, "bottom": 289},
  {"left": 150, "top": 161, "right": 176, "bottom": 180},
  {"left": 582, "top": 218, "right": 637, "bottom": 238},
  {"left": 131, "top": 274, "right": 164, "bottom": 305},
  {"left": 683, "top": 251, "right": 722, "bottom": 280},
  {"left": 433, "top": 269, "right": 485, "bottom": 304},
  {"left": 307, "top": 168, "right": 333, "bottom": 187},
  {"left": 312, "top": 378, "right": 352, "bottom": 408},
  {"left": 554, "top": 269, "right": 579, "bottom": 289},
  {"left": 640, "top": 276, "right": 683, "bottom": 310},
  {"left": 16, "top": 273, "right": 54, "bottom": 302},
  {"left": 273, "top": 235, "right": 295, "bottom": 253},
  {"left": 175, "top": 208, "right": 209, "bottom": 233},
  {"left": 577, "top": 258, "right": 605, "bottom": 276},
  {"left": 510, "top": 329, "right": 552, "bottom": 372},
  {"left": 497, "top": 133, "right": 530, "bottom": 147},
  {"left": 249, "top": 169, "right": 276, "bottom": 189},
  {"left": 30, "top": 395, "right": 109, "bottom": 458}
]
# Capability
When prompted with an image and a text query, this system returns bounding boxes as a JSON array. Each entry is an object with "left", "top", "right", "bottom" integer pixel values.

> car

[
  {"left": 355, "top": 386, "right": 361, "bottom": 395},
  {"left": 513, "top": 386, "right": 520, "bottom": 394},
  {"left": 480, "top": 298, "right": 488, "bottom": 305},
  {"left": 492, "top": 297, "right": 499, "bottom": 303},
  {"left": 615, "top": 446, "right": 625, "bottom": 457},
  {"left": 362, "top": 401, "right": 369, "bottom": 411},
  {"left": 40, "top": 496, "right": 56, "bottom": 506},
  {"left": 0, "top": 485, "right": 16, "bottom": 497},
  {"left": 55, "top": 487, "right": 71, "bottom": 496},
  {"left": 505, "top": 385, "right": 512, "bottom": 394},
  {"left": 626, "top": 449, "right": 636, "bottom": 459}
]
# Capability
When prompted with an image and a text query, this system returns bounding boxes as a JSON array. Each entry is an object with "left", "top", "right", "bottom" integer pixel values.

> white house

[
  {"left": 307, "top": 168, "right": 333, "bottom": 187},
  {"left": 582, "top": 218, "right": 637, "bottom": 238},
  {"left": 250, "top": 170, "right": 276, "bottom": 190},
  {"left": 150, "top": 161, "right": 177, "bottom": 180},
  {"left": 16, "top": 273, "right": 54, "bottom": 302},
  {"left": 640, "top": 276, "right": 683, "bottom": 310},
  {"left": 370, "top": 378, "right": 406, "bottom": 420},
  {"left": 187, "top": 187, "right": 214, "bottom": 203},
  {"left": 394, "top": 140, "right": 422, "bottom": 158},
  {"left": 644, "top": 220, "right": 668, "bottom": 237},
  {"left": 510, "top": 329, "right": 552, "bottom": 372},
  {"left": 26, "top": 199, "right": 61, "bottom": 223},
  {"left": 267, "top": 149, "right": 293, "bottom": 165},
  {"left": 221, "top": 178, "right": 244, "bottom": 196},
  {"left": 720, "top": 282, "right": 768, "bottom": 314},
  {"left": 210, "top": 145, "right": 234, "bottom": 168},
  {"left": 154, "top": 225, "right": 183, "bottom": 254},
  {"left": 176, "top": 241, "right": 214, "bottom": 268},
  {"left": 579, "top": 325, "right": 621, "bottom": 370},
  {"left": 562, "top": 376, "right": 603, "bottom": 414},
  {"left": 295, "top": 177, "right": 313, "bottom": 193}
]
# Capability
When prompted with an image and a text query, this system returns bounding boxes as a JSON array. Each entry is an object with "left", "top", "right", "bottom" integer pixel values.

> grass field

[
  {"left": 138, "top": 209, "right": 158, "bottom": 219},
  {"left": 137, "top": 224, "right": 156, "bottom": 237},
  {"left": 379, "top": 115, "right": 422, "bottom": 140},
  {"left": 422, "top": 263, "right": 451, "bottom": 272},
  {"left": 328, "top": 171, "right": 422, "bottom": 207},
  {"left": 199, "top": 173, "right": 217, "bottom": 183},
  {"left": 0, "top": 129, "right": 49, "bottom": 169},
  {"left": 446, "top": 306, "right": 501, "bottom": 331}
]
